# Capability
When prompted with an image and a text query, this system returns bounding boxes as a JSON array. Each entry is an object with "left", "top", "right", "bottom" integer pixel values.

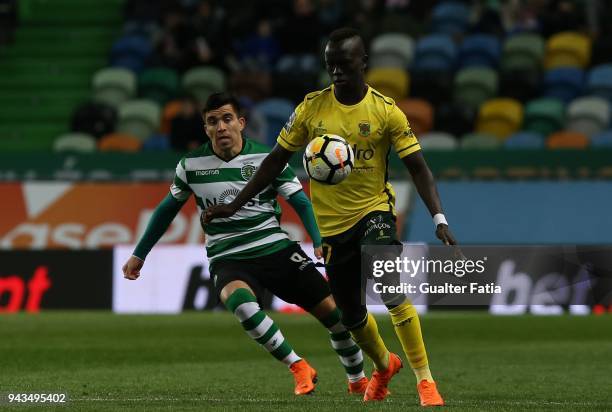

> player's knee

[{"left": 341, "top": 307, "right": 368, "bottom": 330}]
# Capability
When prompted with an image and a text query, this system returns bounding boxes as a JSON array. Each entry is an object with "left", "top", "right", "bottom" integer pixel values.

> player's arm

[
  {"left": 123, "top": 193, "right": 187, "bottom": 280},
  {"left": 389, "top": 105, "right": 456, "bottom": 245},
  {"left": 401, "top": 151, "right": 455, "bottom": 245},
  {"left": 287, "top": 190, "right": 323, "bottom": 259}
]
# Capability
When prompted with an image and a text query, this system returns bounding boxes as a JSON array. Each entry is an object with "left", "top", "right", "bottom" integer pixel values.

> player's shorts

[
  {"left": 321, "top": 211, "right": 404, "bottom": 327},
  {"left": 212, "top": 243, "right": 330, "bottom": 311}
]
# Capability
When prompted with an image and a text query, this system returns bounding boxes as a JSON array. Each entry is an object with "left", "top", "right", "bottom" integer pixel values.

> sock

[
  {"left": 349, "top": 312, "right": 390, "bottom": 371},
  {"left": 319, "top": 308, "right": 366, "bottom": 383},
  {"left": 388, "top": 301, "right": 433, "bottom": 382},
  {"left": 225, "top": 288, "right": 300, "bottom": 366}
]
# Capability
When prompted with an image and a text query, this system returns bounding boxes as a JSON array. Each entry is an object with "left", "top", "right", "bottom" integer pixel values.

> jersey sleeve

[
  {"left": 277, "top": 101, "right": 309, "bottom": 151},
  {"left": 273, "top": 164, "right": 303, "bottom": 199},
  {"left": 169, "top": 158, "right": 193, "bottom": 201},
  {"left": 388, "top": 104, "right": 421, "bottom": 158}
]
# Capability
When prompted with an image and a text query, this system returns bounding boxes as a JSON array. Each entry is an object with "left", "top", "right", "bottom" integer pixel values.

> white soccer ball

[{"left": 303, "top": 134, "right": 354, "bottom": 185}]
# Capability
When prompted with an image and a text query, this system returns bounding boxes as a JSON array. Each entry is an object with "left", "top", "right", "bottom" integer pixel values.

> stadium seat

[
  {"left": 109, "top": 34, "right": 153, "bottom": 73},
  {"left": 585, "top": 64, "right": 612, "bottom": 103},
  {"left": 453, "top": 67, "right": 498, "bottom": 109},
  {"left": 370, "top": 33, "right": 415, "bottom": 69},
  {"left": 70, "top": 101, "right": 117, "bottom": 139},
  {"left": 412, "top": 34, "right": 457, "bottom": 72},
  {"left": 434, "top": 102, "right": 476, "bottom": 137},
  {"left": 318, "top": 69, "right": 331, "bottom": 90},
  {"left": 418, "top": 132, "right": 458, "bottom": 151},
  {"left": 138, "top": 67, "right": 179, "bottom": 106},
  {"left": 460, "top": 132, "right": 501, "bottom": 149},
  {"left": 254, "top": 98, "right": 294, "bottom": 146},
  {"left": 458, "top": 34, "right": 501, "bottom": 69},
  {"left": 92, "top": 67, "right": 136, "bottom": 108},
  {"left": 160, "top": 100, "right": 183, "bottom": 135},
  {"left": 430, "top": 1, "right": 470, "bottom": 35},
  {"left": 117, "top": 99, "right": 161, "bottom": 141},
  {"left": 504, "top": 131, "right": 545, "bottom": 149},
  {"left": 396, "top": 99, "right": 433, "bottom": 136},
  {"left": 546, "top": 131, "right": 589, "bottom": 149},
  {"left": 410, "top": 70, "right": 453, "bottom": 106},
  {"left": 501, "top": 33, "right": 545, "bottom": 72},
  {"left": 365, "top": 68, "right": 409, "bottom": 101},
  {"left": 53, "top": 132, "right": 97, "bottom": 152},
  {"left": 543, "top": 67, "right": 584, "bottom": 103},
  {"left": 524, "top": 98, "right": 565, "bottom": 137},
  {"left": 499, "top": 68, "right": 541, "bottom": 103},
  {"left": 142, "top": 133, "right": 170, "bottom": 151},
  {"left": 591, "top": 130, "right": 612, "bottom": 148},
  {"left": 544, "top": 31, "right": 591, "bottom": 69},
  {"left": 566, "top": 96, "right": 610, "bottom": 137},
  {"left": 476, "top": 98, "right": 523, "bottom": 139},
  {"left": 98, "top": 132, "right": 143, "bottom": 152},
  {"left": 182, "top": 66, "right": 226, "bottom": 105}
]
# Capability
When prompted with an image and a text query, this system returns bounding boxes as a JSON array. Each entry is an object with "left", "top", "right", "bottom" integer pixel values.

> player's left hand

[
  {"left": 313, "top": 246, "right": 323, "bottom": 260},
  {"left": 436, "top": 224, "right": 457, "bottom": 246}
]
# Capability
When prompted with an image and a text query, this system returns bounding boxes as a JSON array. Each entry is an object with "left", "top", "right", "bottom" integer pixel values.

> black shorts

[
  {"left": 212, "top": 243, "right": 331, "bottom": 311},
  {"left": 322, "top": 211, "right": 404, "bottom": 325}
]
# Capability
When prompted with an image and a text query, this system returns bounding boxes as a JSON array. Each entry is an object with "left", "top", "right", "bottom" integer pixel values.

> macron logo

[{"left": 195, "top": 169, "right": 220, "bottom": 176}]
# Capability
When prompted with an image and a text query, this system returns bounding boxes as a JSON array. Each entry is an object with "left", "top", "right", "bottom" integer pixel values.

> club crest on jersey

[
  {"left": 358, "top": 121, "right": 370, "bottom": 137},
  {"left": 240, "top": 164, "right": 257, "bottom": 180}
]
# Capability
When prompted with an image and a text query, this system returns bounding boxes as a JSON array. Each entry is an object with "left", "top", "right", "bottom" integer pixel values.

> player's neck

[
  {"left": 333, "top": 83, "right": 368, "bottom": 106},
  {"left": 212, "top": 141, "right": 243, "bottom": 161}
]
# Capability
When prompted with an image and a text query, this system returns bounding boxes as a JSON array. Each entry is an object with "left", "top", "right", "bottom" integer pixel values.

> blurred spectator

[
  {"left": 276, "top": 0, "right": 322, "bottom": 75},
  {"left": 156, "top": 7, "right": 198, "bottom": 72},
  {"left": 539, "top": 0, "right": 587, "bottom": 38},
  {"left": 0, "top": 0, "right": 17, "bottom": 44},
  {"left": 191, "top": 0, "right": 233, "bottom": 71},
  {"left": 170, "top": 95, "right": 205, "bottom": 151},
  {"left": 235, "top": 18, "right": 280, "bottom": 72}
]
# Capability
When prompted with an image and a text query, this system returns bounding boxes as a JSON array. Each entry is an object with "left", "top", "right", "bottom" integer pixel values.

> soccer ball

[{"left": 303, "top": 134, "right": 354, "bottom": 184}]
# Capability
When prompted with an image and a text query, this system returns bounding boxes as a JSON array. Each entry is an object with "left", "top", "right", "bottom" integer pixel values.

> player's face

[
  {"left": 324, "top": 38, "right": 366, "bottom": 93},
  {"left": 204, "top": 104, "right": 245, "bottom": 156}
]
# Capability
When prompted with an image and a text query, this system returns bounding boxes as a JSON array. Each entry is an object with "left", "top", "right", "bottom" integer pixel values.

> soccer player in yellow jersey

[{"left": 204, "top": 27, "right": 455, "bottom": 406}]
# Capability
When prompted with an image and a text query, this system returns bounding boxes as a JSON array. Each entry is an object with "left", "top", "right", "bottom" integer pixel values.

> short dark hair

[
  {"left": 203, "top": 92, "right": 241, "bottom": 116},
  {"left": 328, "top": 27, "right": 361, "bottom": 43}
]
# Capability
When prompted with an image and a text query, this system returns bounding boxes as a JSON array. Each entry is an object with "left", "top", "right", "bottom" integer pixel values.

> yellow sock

[
  {"left": 388, "top": 301, "right": 433, "bottom": 382},
  {"left": 349, "top": 313, "right": 390, "bottom": 371}
]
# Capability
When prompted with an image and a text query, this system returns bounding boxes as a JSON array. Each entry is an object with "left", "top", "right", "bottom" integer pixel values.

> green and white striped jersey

[{"left": 170, "top": 138, "right": 302, "bottom": 266}]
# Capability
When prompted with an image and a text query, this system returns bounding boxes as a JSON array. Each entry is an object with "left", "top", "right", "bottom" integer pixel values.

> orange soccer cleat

[
  {"left": 417, "top": 380, "right": 445, "bottom": 407},
  {"left": 363, "top": 352, "right": 403, "bottom": 401},
  {"left": 289, "top": 359, "right": 318, "bottom": 395},
  {"left": 347, "top": 376, "right": 369, "bottom": 394}
]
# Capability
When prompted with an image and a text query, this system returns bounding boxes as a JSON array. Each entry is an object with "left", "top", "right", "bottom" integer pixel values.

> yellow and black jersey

[{"left": 277, "top": 85, "right": 421, "bottom": 236}]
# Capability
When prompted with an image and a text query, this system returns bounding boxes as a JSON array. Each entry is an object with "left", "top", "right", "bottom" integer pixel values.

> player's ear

[
  {"left": 362, "top": 54, "right": 368, "bottom": 70},
  {"left": 238, "top": 116, "right": 246, "bottom": 131}
]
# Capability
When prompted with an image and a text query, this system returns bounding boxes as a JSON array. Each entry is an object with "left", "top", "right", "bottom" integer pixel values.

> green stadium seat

[
  {"left": 460, "top": 132, "right": 502, "bottom": 149},
  {"left": 182, "top": 66, "right": 226, "bottom": 105},
  {"left": 53, "top": 132, "right": 97, "bottom": 152},
  {"left": 524, "top": 98, "right": 565, "bottom": 137},
  {"left": 501, "top": 33, "right": 545, "bottom": 72},
  {"left": 453, "top": 67, "right": 498, "bottom": 109},
  {"left": 476, "top": 98, "right": 523, "bottom": 139},
  {"left": 138, "top": 67, "right": 180, "bottom": 105},
  {"left": 566, "top": 96, "right": 610, "bottom": 137},
  {"left": 117, "top": 99, "right": 160, "bottom": 141},
  {"left": 93, "top": 67, "right": 136, "bottom": 107},
  {"left": 419, "top": 132, "right": 458, "bottom": 151}
]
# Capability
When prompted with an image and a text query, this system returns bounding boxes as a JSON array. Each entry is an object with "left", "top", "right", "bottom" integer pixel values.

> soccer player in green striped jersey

[{"left": 123, "top": 92, "right": 368, "bottom": 396}]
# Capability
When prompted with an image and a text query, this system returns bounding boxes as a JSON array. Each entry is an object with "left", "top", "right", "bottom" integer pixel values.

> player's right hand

[
  {"left": 123, "top": 256, "right": 144, "bottom": 280},
  {"left": 202, "top": 204, "right": 237, "bottom": 224},
  {"left": 313, "top": 246, "right": 323, "bottom": 260}
]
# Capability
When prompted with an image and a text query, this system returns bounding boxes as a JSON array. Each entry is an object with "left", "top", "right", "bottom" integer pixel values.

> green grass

[{"left": 0, "top": 312, "right": 610, "bottom": 411}]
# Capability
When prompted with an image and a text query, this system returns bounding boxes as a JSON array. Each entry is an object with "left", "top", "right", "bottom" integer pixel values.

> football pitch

[{"left": 1, "top": 312, "right": 610, "bottom": 411}]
